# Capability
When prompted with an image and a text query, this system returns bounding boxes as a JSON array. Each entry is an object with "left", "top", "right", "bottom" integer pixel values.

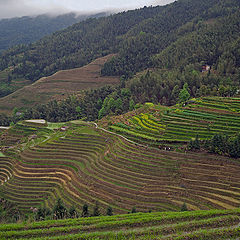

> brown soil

[
  {"left": 0, "top": 54, "right": 119, "bottom": 115},
  {"left": 2, "top": 126, "right": 240, "bottom": 214}
]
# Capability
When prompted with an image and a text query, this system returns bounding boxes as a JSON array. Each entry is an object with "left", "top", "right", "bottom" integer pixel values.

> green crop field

[
  {"left": 104, "top": 97, "right": 240, "bottom": 146},
  {"left": 0, "top": 209, "right": 240, "bottom": 239}
]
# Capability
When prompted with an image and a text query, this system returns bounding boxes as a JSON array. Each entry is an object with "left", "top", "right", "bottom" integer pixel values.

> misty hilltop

[{"left": 0, "top": 12, "right": 109, "bottom": 53}]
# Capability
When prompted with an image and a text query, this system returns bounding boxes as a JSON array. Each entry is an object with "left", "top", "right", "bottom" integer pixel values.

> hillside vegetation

[
  {"left": 0, "top": 12, "right": 108, "bottom": 53},
  {"left": 0, "top": 0, "right": 239, "bottom": 102},
  {"left": 0, "top": 0, "right": 240, "bottom": 237},
  {"left": 0, "top": 0, "right": 238, "bottom": 127}
]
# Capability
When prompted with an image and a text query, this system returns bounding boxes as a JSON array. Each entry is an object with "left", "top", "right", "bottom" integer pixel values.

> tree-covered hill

[
  {"left": 0, "top": 12, "right": 108, "bottom": 53},
  {"left": 2, "top": 0, "right": 238, "bottom": 85},
  {"left": 0, "top": 0, "right": 239, "bottom": 118},
  {"left": 0, "top": 6, "right": 162, "bottom": 83}
]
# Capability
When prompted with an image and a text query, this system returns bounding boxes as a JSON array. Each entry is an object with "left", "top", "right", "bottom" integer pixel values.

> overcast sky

[{"left": 0, "top": 0, "right": 175, "bottom": 19}]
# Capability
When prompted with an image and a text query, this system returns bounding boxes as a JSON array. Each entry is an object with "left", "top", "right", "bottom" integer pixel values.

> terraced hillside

[
  {"left": 1, "top": 118, "right": 240, "bottom": 214},
  {"left": 0, "top": 54, "right": 119, "bottom": 115},
  {"left": 102, "top": 97, "right": 240, "bottom": 146},
  {"left": 0, "top": 209, "right": 240, "bottom": 239},
  {"left": 0, "top": 120, "right": 50, "bottom": 148}
]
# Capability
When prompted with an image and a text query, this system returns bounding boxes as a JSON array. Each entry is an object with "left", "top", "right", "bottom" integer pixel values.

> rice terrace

[
  {"left": 0, "top": 0, "right": 240, "bottom": 238},
  {"left": 0, "top": 97, "right": 240, "bottom": 239},
  {"left": 0, "top": 54, "right": 119, "bottom": 115}
]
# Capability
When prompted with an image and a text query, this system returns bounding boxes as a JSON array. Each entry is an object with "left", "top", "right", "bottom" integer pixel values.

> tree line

[{"left": 188, "top": 133, "right": 240, "bottom": 158}]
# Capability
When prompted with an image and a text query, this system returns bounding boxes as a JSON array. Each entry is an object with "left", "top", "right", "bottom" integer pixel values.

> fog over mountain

[{"left": 0, "top": 0, "right": 175, "bottom": 19}]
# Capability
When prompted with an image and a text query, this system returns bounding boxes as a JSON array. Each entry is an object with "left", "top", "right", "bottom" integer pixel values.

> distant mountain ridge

[{"left": 0, "top": 12, "right": 109, "bottom": 52}]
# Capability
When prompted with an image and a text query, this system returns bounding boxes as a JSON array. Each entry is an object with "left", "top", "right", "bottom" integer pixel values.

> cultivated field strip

[
  {"left": 0, "top": 55, "right": 119, "bottom": 115},
  {"left": 0, "top": 209, "right": 240, "bottom": 239},
  {"left": 0, "top": 122, "right": 50, "bottom": 148},
  {"left": 0, "top": 157, "right": 13, "bottom": 184},
  {"left": 108, "top": 97, "right": 240, "bottom": 144},
  {"left": 1, "top": 124, "right": 240, "bottom": 213}
]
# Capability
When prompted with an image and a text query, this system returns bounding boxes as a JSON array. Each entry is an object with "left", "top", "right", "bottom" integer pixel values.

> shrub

[
  {"left": 69, "top": 206, "right": 78, "bottom": 219},
  {"left": 81, "top": 203, "right": 89, "bottom": 217},
  {"left": 92, "top": 201, "right": 100, "bottom": 217},
  {"left": 181, "top": 203, "right": 188, "bottom": 211},
  {"left": 131, "top": 207, "right": 137, "bottom": 213},
  {"left": 106, "top": 206, "right": 113, "bottom": 216},
  {"left": 188, "top": 135, "right": 200, "bottom": 150},
  {"left": 52, "top": 199, "right": 68, "bottom": 220}
]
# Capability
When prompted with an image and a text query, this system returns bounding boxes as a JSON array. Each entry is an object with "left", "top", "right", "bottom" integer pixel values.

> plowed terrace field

[
  {"left": 0, "top": 54, "right": 119, "bottom": 115},
  {"left": 0, "top": 122, "right": 240, "bottom": 214}
]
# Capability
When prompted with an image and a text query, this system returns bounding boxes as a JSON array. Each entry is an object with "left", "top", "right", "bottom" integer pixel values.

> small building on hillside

[
  {"left": 202, "top": 65, "right": 211, "bottom": 72},
  {"left": 60, "top": 126, "right": 68, "bottom": 131}
]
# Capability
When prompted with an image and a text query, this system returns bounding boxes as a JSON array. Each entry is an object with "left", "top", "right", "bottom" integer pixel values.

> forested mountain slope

[
  {"left": 1, "top": 0, "right": 238, "bottom": 92},
  {"left": 0, "top": 0, "right": 239, "bottom": 121},
  {"left": 0, "top": 12, "right": 108, "bottom": 53},
  {"left": 0, "top": 6, "right": 162, "bottom": 83}
]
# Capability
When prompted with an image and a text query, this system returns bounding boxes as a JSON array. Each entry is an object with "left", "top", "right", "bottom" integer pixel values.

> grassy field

[
  {"left": 0, "top": 54, "right": 119, "bottom": 115},
  {"left": 100, "top": 97, "right": 240, "bottom": 146},
  {"left": 0, "top": 209, "right": 239, "bottom": 239}
]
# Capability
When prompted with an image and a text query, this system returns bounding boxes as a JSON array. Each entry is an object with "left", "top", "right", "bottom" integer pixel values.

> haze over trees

[{"left": 0, "top": 12, "right": 109, "bottom": 53}]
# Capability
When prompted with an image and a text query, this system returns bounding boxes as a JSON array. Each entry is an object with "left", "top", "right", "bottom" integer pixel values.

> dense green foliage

[
  {"left": 0, "top": 84, "right": 132, "bottom": 125},
  {"left": 188, "top": 132, "right": 240, "bottom": 158},
  {"left": 0, "top": 6, "right": 161, "bottom": 82},
  {"left": 102, "top": 0, "right": 240, "bottom": 106},
  {"left": 205, "top": 133, "right": 240, "bottom": 158},
  {"left": 1, "top": 0, "right": 239, "bottom": 88},
  {"left": 102, "top": 0, "right": 226, "bottom": 77},
  {"left": 0, "top": 12, "right": 108, "bottom": 53}
]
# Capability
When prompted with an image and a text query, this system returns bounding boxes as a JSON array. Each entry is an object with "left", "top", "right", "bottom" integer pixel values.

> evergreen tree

[
  {"left": 106, "top": 206, "right": 113, "bottom": 216},
  {"left": 129, "top": 99, "right": 135, "bottom": 111},
  {"left": 181, "top": 203, "right": 188, "bottom": 211},
  {"left": 81, "top": 203, "right": 89, "bottom": 217},
  {"left": 92, "top": 201, "right": 100, "bottom": 216},
  {"left": 52, "top": 199, "right": 67, "bottom": 219},
  {"left": 178, "top": 83, "right": 190, "bottom": 104}
]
